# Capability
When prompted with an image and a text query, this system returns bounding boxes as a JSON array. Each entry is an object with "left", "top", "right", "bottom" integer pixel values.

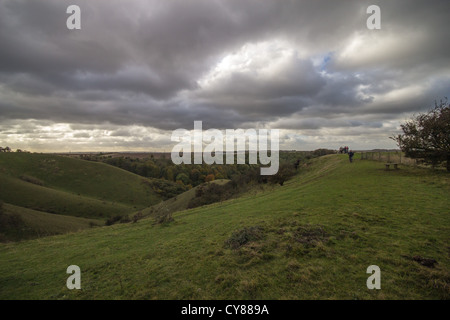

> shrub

[
  {"left": 269, "top": 163, "right": 296, "bottom": 186},
  {"left": 132, "top": 211, "right": 143, "bottom": 223},
  {"left": 225, "top": 226, "right": 264, "bottom": 249},
  {"left": 142, "top": 179, "right": 187, "bottom": 200},
  {"left": 105, "top": 215, "right": 122, "bottom": 226},
  {"left": 187, "top": 182, "right": 234, "bottom": 209},
  {"left": 119, "top": 216, "right": 131, "bottom": 224},
  {"left": 154, "top": 208, "right": 174, "bottom": 225}
]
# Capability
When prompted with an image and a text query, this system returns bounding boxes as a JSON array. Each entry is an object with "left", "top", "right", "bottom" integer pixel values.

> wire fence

[{"left": 358, "top": 151, "right": 417, "bottom": 165}]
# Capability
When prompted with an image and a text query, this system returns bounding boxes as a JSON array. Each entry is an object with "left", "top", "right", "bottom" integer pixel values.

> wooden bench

[{"left": 385, "top": 163, "right": 399, "bottom": 170}]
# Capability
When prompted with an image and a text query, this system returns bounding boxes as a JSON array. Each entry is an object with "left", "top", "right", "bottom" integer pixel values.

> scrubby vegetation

[
  {"left": 187, "top": 161, "right": 298, "bottom": 209},
  {"left": 81, "top": 150, "right": 315, "bottom": 188},
  {"left": 154, "top": 207, "right": 175, "bottom": 225},
  {"left": 225, "top": 226, "right": 265, "bottom": 249}
]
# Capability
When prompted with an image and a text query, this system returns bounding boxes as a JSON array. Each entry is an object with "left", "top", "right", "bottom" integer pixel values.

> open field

[{"left": 0, "top": 154, "right": 448, "bottom": 299}]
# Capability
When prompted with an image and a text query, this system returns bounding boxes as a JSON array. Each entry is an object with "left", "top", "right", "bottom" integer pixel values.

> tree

[
  {"left": 165, "top": 167, "right": 174, "bottom": 181},
  {"left": 269, "top": 163, "right": 296, "bottom": 186},
  {"left": 391, "top": 98, "right": 450, "bottom": 171},
  {"left": 176, "top": 173, "right": 190, "bottom": 185}
]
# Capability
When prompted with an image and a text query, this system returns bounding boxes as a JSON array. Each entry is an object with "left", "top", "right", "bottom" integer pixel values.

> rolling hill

[
  {"left": 0, "top": 203, "right": 102, "bottom": 242},
  {"left": 0, "top": 154, "right": 448, "bottom": 299},
  {"left": 0, "top": 153, "right": 185, "bottom": 240}
]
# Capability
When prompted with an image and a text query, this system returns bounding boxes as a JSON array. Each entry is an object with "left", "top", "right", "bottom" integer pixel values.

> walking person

[{"left": 348, "top": 150, "right": 354, "bottom": 163}]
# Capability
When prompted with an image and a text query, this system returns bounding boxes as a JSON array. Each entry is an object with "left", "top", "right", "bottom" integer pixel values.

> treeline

[
  {"left": 81, "top": 150, "right": 335, "bottom": 188},
  {"left": 0, "top": 146, "right": 30, "bottom": 153},
  {"left": 186, "top": 162, "right": 297, "bottom": 209}
]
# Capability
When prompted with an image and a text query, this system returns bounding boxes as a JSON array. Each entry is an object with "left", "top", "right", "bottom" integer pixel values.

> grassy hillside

[
  {"left": 0, "top": 155, "right": 448, "bottom": 299},
  {"left": 0, "top": 203, "right": 102, "bottom": 242},
  {"left": 0, "top": 153, "right": 171, "bottom": 220}
]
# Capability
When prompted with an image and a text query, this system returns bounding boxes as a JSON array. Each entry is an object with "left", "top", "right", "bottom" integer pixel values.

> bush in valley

[
  {"left": 188, "top": 160, "right": 301, "bottom": 208},
  {"left": 132, "top": 211, "right": 143, "bottom": 223},
  {"left": 187, "top": 182, "right": 234, "bottom": 209},
  {"left": 105, "top": 215, "right": 123, "bottom": 226},
  {"left": 105, "top": 215, "right": 133, "bottom": 225},
  {"left": 142, "top": 179, "right": 187, "bottom": 200},
  {"left": 225, "top": 226, "right": 265, "bottom": 249},
  {"left": 269, "top": 162, "right": 297, "bottom": 186},
  {"left": 154, "top": 208, "right": 174, "bottom": 225},
  {"left": 187, "top": 166, "right": 261, "bottom": 209},
  {"left": 119, "top": 216, "right": 131, "bottom": 224}
]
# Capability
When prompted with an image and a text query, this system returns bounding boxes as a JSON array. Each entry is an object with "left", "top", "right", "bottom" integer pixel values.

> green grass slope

[
  {"left": 0, "top": 153, "right": 165, "bottom": 219},
  {"left": 0, "top": 155, "right": 448, "bottom": 299},
  {"left": 0, "top": 203, "right": 102, "bottom": 242}
]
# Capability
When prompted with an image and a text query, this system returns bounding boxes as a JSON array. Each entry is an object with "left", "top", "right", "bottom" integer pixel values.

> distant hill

[
  {"left": 0, "top": 152, "right": 183, "bottom": 223},
  {"left": 0, "top": 202, "right": 102, "bottom": 242}
]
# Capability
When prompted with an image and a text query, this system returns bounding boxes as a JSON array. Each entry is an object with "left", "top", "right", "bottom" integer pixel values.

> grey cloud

[
  {"left": 72, "top": 132, "right": 91, "bottom": 138},
  {"left": 0, "top": 0, "right": 449, "bottom": 151}
]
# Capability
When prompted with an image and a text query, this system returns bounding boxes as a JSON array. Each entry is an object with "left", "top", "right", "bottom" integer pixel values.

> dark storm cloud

[{"left": 0, "top": 0, "right": 449, "bottom": 151}]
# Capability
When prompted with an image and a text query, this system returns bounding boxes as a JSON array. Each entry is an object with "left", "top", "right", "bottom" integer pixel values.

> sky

[{"left": 0, "top": 0, "right": 449, "bottom": 152}]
